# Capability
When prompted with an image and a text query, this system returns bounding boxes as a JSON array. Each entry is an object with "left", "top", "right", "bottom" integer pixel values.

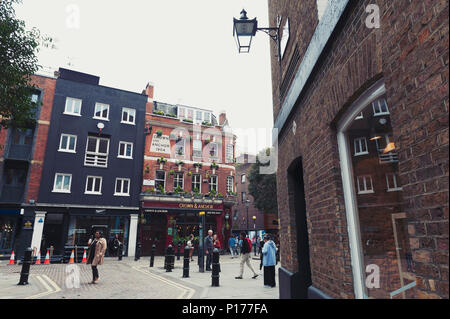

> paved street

[{"left": 0, "top": 255, "right": 279, "bottom": 299}]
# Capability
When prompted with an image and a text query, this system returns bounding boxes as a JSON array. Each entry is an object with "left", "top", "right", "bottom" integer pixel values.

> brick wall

[
  {"left": 25, "top": 75, "right": 56, "bottom": 202},
  {"left": 269, "top": 0, "right": 448, "bottom": 298}
]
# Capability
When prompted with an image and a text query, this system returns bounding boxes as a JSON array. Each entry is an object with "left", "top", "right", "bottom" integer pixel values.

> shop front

[
  {"left": 140, "top": 200, "right": 233, "bottom": 256},
  {"left": 0, "top": 209, "right": 21, "bottom": 258}
]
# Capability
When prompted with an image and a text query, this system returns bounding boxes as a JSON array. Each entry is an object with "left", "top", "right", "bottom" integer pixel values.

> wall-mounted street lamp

[{"left": 233, "top": 9, "right": 281, "bottom": 63}]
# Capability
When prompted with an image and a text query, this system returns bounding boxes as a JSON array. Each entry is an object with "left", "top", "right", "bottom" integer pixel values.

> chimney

[
  {"left": 144, "top": 82, "right": 154, "bottom": 114},
  {"left": 219, "top": 111, "right": 227, "bottom": 126}
]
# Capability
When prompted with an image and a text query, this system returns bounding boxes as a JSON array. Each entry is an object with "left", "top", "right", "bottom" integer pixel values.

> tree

[
  {"left": 0, "top": 0, "right": 51, "bottom": 128},
  {"left": 247, "top": 148, "right": 278, "bottom": 214}
]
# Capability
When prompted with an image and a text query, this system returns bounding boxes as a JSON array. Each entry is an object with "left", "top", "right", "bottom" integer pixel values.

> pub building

[{"left": 139, "top": 95, "right": 237, "bottom": 256}]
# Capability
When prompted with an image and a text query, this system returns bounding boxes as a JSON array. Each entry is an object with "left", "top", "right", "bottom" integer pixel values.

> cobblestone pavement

[{"left": 0, "top": 255, "right": 279, "bottom": 299}]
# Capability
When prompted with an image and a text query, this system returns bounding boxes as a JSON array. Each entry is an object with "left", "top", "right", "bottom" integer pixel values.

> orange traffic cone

[
  {"left": 44, "top": 250, "right": 50, "bottom": 264},
  {"left": 69, "top": 249, "right": 75, "bottom": 264},
  {"left": 35, "top": 251, "right": 41, "bottom": 265},
  {"left": 81, "top": 249, "right": 87, "bottom": 263},
  {"left": 8, "top": 251, "right": 15, "bottom": 265}
]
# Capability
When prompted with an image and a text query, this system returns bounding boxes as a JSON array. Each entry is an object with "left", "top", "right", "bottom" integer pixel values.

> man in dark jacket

[
  {"left": 204, "top": 230, "right": 214, "bottom": 271},
  {"left": 235, "top": 232, "right": 258, "bottom": 279}
]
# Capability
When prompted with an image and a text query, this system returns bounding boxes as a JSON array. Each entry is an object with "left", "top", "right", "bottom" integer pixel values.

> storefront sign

[
  {"left": 144, "top": 209, "right": 169, "bottom": 213},
  {"left": 23, "top": 220, "right": 33, "bottom": 230},
  {"left": 143, "top": 179, "right": 155, "bottom": 186},
  {"left": 150, "top": 134, "right": 171, "bottom": 154}
]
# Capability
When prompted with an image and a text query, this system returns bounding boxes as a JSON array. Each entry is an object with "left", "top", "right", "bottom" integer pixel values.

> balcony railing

[
  {"left": 0, "top": 185, "right": 25, "bottom": 203},
  {"left": 5, "top": 144, "right": 32, "bottom": 161},
  {"left": 84, "top": 153, "right": 108, "bottom": 167}
]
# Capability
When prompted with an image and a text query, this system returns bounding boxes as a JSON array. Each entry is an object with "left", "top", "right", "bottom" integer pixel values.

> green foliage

[
  {"left": 0, "top": 0, "right": 53, "bottom": 128},
  {"left": 248, "top": 148, "right": 278, "bottom": 214},
  {"left": 157, "top": 184, "right": 165, "bottom": 194}
]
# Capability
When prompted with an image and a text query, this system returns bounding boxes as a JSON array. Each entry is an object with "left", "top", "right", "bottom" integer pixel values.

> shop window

[
  {"left": 93, "top": 103, "right": 109, "bottom": 120},
  {"left": 354, "top": 137, "right": 368, "bottom": 156},
  {"left": 64, "top": 97, "right": 82, "bottom": 116},
  {"left": 0, "top": 216, "right": 17, "bottom": 250},
  {"left": 115, "top": 178, "right": 130, "bottom": 196},
  {"left": 85, "top": 176, "right": 102, "bottom": 195},
  {"left": 173, "top": 173, "right": 184, "bottom": 189},
  {"left": 192, "top": 174, "right": 201, "bottom": 193},
  {"left": 53, "top": 173, "right": 72, "bottom": 193},
  {"left": 118, "top": 141, "right": 133, "bottom": 159},
  {"left": 357, "top": 175, "right": 374, "bottom": 194},
  {"left": 209, "top": 175, "right": 218, "bottom": 193},
  {"left": 121, "top": 107, "right": 136, "bottom": 125},
  {"left": 337, "top": 81, "right": 416, "bottom": 299},
  {"left": 59, "top": 134, "right": 77, "bottom": 153},
  {"left": 386, "top": 173, "right": 402, "bottom": 192},
  {"left": 155, "top": 170, "right": 165, "bottom": 190},
  {"left": 227, "top": 176, "right": 234, "bottom": 193},
  {"left": 85, "top": 136, "right": 109, "bottom": 167}
]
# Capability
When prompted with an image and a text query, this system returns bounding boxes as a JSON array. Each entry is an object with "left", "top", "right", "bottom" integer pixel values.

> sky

[{"left": 14, "top": 0, "right": 274, "bottom": 156}]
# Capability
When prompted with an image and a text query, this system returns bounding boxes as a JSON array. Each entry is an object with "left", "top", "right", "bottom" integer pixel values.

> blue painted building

[{"left": 18, "top": 68, "right": 148, "bottom": 259}]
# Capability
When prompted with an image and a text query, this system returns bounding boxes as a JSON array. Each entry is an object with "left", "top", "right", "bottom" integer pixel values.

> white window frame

[
  {"left": 337, "top": 79, "right": 386, "bottom": 299},
  {"left": 193, "top": 139, "right": 202, "bottom": 158},
  {"left": 386, "top": 173, "right": 403, "bottom": 192},
  {"left": 372, "top": 98, "right": 389, "bottom": 116},
  {"left": 175, "top": 138, "right": 185, "bottom": 156},
  {"left": 52, "top": 173, "right": 72, "bottom": 193},
  {"left": 178, "top": 107, "right": 185, "bottom": 119},
  {"left": 84, "top": 136, "right": 110, "bottom": 168},
  {"left": 64, "top": 97, "right": 82, "bottom": 116},
  {"left": 58, "top": 134, "right": 77, "bottom": 153},
  {"left": 226, "top": 144, "right": 234, "bottom": 163},
  {"left": 192, "top": 174, "right": 201, "bottom": 193},
  {"left": 118, "top": 141, "right": 133, "bottom": 159},
  {"left": 354, "top": 137, "right": 369, "bottom": 156},
  {"left": 226, "top": 176, "right": 234, "bottom": 193},
  {"left": 209, "top": 142, "right": 218, "bottom": 158},
  {"left": 241, "top": 174, "right": 246, "bottom": 184},
  {"left": 356, "top": 175, "right": 374, "bottom": 194},
  {"left": 93, "top": 102, "right": 110, "bottom": 121},
  {"left": 355, "top": 112, "right": 364, "bottom": 120},
  {"left": 121, "top": 107, "right": 136, "bottom": 125},
  {"left": 209, "top": 175, "right": 218, "bottom": 193},
  {"left": 155, "top": 170, "right": 166, "bottom": 191},
  {"left": 85, "top": 176, "right": 103, "bottom": 195},
  {"left": 114, "top": 178, "right": 130, "bottom": 196},
  {"left": 173, "top": 173, "right": 184, "bottom": 189}
]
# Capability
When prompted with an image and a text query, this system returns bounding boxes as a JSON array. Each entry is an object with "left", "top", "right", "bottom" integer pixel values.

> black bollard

[
  {"left": 118, "top": 243, "right": 123, "bottom": 261},
  {"left": 150, "top": 244, "right": 155, "bottom": 267},
  {"left": 135, "top": 242, "right": 141, "bottom": 261},
  {"left": 177, "top": 242, "right": 181, "bottom": 261},
  {"left": 211, "top": 248, "right": 220, "bottom": 287},
  {"left": 166, "top": 245, "right": 174, "bottom": 272},
  {"left": 18, "top": 248, "right": 33, "bottom": 285},
  {"left": 182, "top": 246, "right": 190, "bottom": 278}
]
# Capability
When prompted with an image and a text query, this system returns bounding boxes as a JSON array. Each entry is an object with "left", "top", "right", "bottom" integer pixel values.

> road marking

[
  {"left": 25, "top": 274, "right": 61, "bottom": 299},
  {"left": 132, "top": 266, "right": 195, "bottom": 299}
]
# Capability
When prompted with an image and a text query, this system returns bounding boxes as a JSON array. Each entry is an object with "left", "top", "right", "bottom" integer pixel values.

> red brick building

[
  {"left": 139, "top": 84, "right": 237, "bottom": 255},
  {"left": 0, "top": 74, "right": 56, "bottom": 258},
  {"left": 233, "top": 153, "right": 279, "bottom": 237},
  {"left": 265, "top": 0, "right": 448, "bottom": 299}
]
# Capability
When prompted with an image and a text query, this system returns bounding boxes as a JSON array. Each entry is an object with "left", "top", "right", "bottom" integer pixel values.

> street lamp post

[{"left": 245, "top": 199, "right": 250, "bottom": 232}]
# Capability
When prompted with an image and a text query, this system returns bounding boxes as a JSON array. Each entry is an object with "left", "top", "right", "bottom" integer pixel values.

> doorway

[{"left": 287, "top": 157, "right": 312, "bottom": 298}]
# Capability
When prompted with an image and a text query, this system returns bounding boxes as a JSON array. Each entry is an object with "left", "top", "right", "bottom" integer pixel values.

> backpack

[{"left": 246, "top": 238, "right": 252, "bottom": 252}]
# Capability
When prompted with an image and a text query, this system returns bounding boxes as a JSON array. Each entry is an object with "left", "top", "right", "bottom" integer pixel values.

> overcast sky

[{"left": 14, "top": 0, "right": 274, "bottom": 156}]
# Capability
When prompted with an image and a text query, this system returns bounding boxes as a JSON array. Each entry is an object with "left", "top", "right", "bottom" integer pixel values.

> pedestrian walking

[
  {"left": 87, "top": 231, "right": 107, "bottom": 284},
  {"left": 262, "top": 234, "right": 277, "bottom": 288},
  {"left": 235, "top": 232, "right": 258, "bottom": 280},
  {"left": 228, "top": 236, "right": 236, "bottom": 258},
  {"left": 204, "top": 230, "right": 214, "bottom": 271},
  {"left": 187, "top": 234, "right": 194, "bottom": 261}
]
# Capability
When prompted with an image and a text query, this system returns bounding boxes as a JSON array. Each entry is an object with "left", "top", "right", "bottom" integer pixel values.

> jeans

[
  {"left": 92, "top": 266, "right": 99, "bottom": 281},
  {"left": 206, "top": 251, "right": 212, "bottom": 270}
]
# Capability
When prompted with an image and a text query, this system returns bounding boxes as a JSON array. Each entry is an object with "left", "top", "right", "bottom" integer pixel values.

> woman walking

[
  {"left": 87, "top": 231, "right": 107, "bottom": 284},
  {"left": 262, "top": 234, "right": 277, "bottom": 288}
]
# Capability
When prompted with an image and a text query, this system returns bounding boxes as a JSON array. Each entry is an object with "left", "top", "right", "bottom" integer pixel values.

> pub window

[
  {"left": 226, "top": 176, "right": 234, "bottom": 193},
  {"left": 155, "top": 170, "right": 165, "bottom": 190},
  {"left": 209, "top": 175, "right": 218, "bottom": 193},
  {"left": 193, "top": 139, "right": 202, "bottom": 158},
  {"left": 192, "top": 174, "right": 201, "bottom": 193},
  {"left": 173, "top": 173, "right": 184, "bottom": 189}
]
